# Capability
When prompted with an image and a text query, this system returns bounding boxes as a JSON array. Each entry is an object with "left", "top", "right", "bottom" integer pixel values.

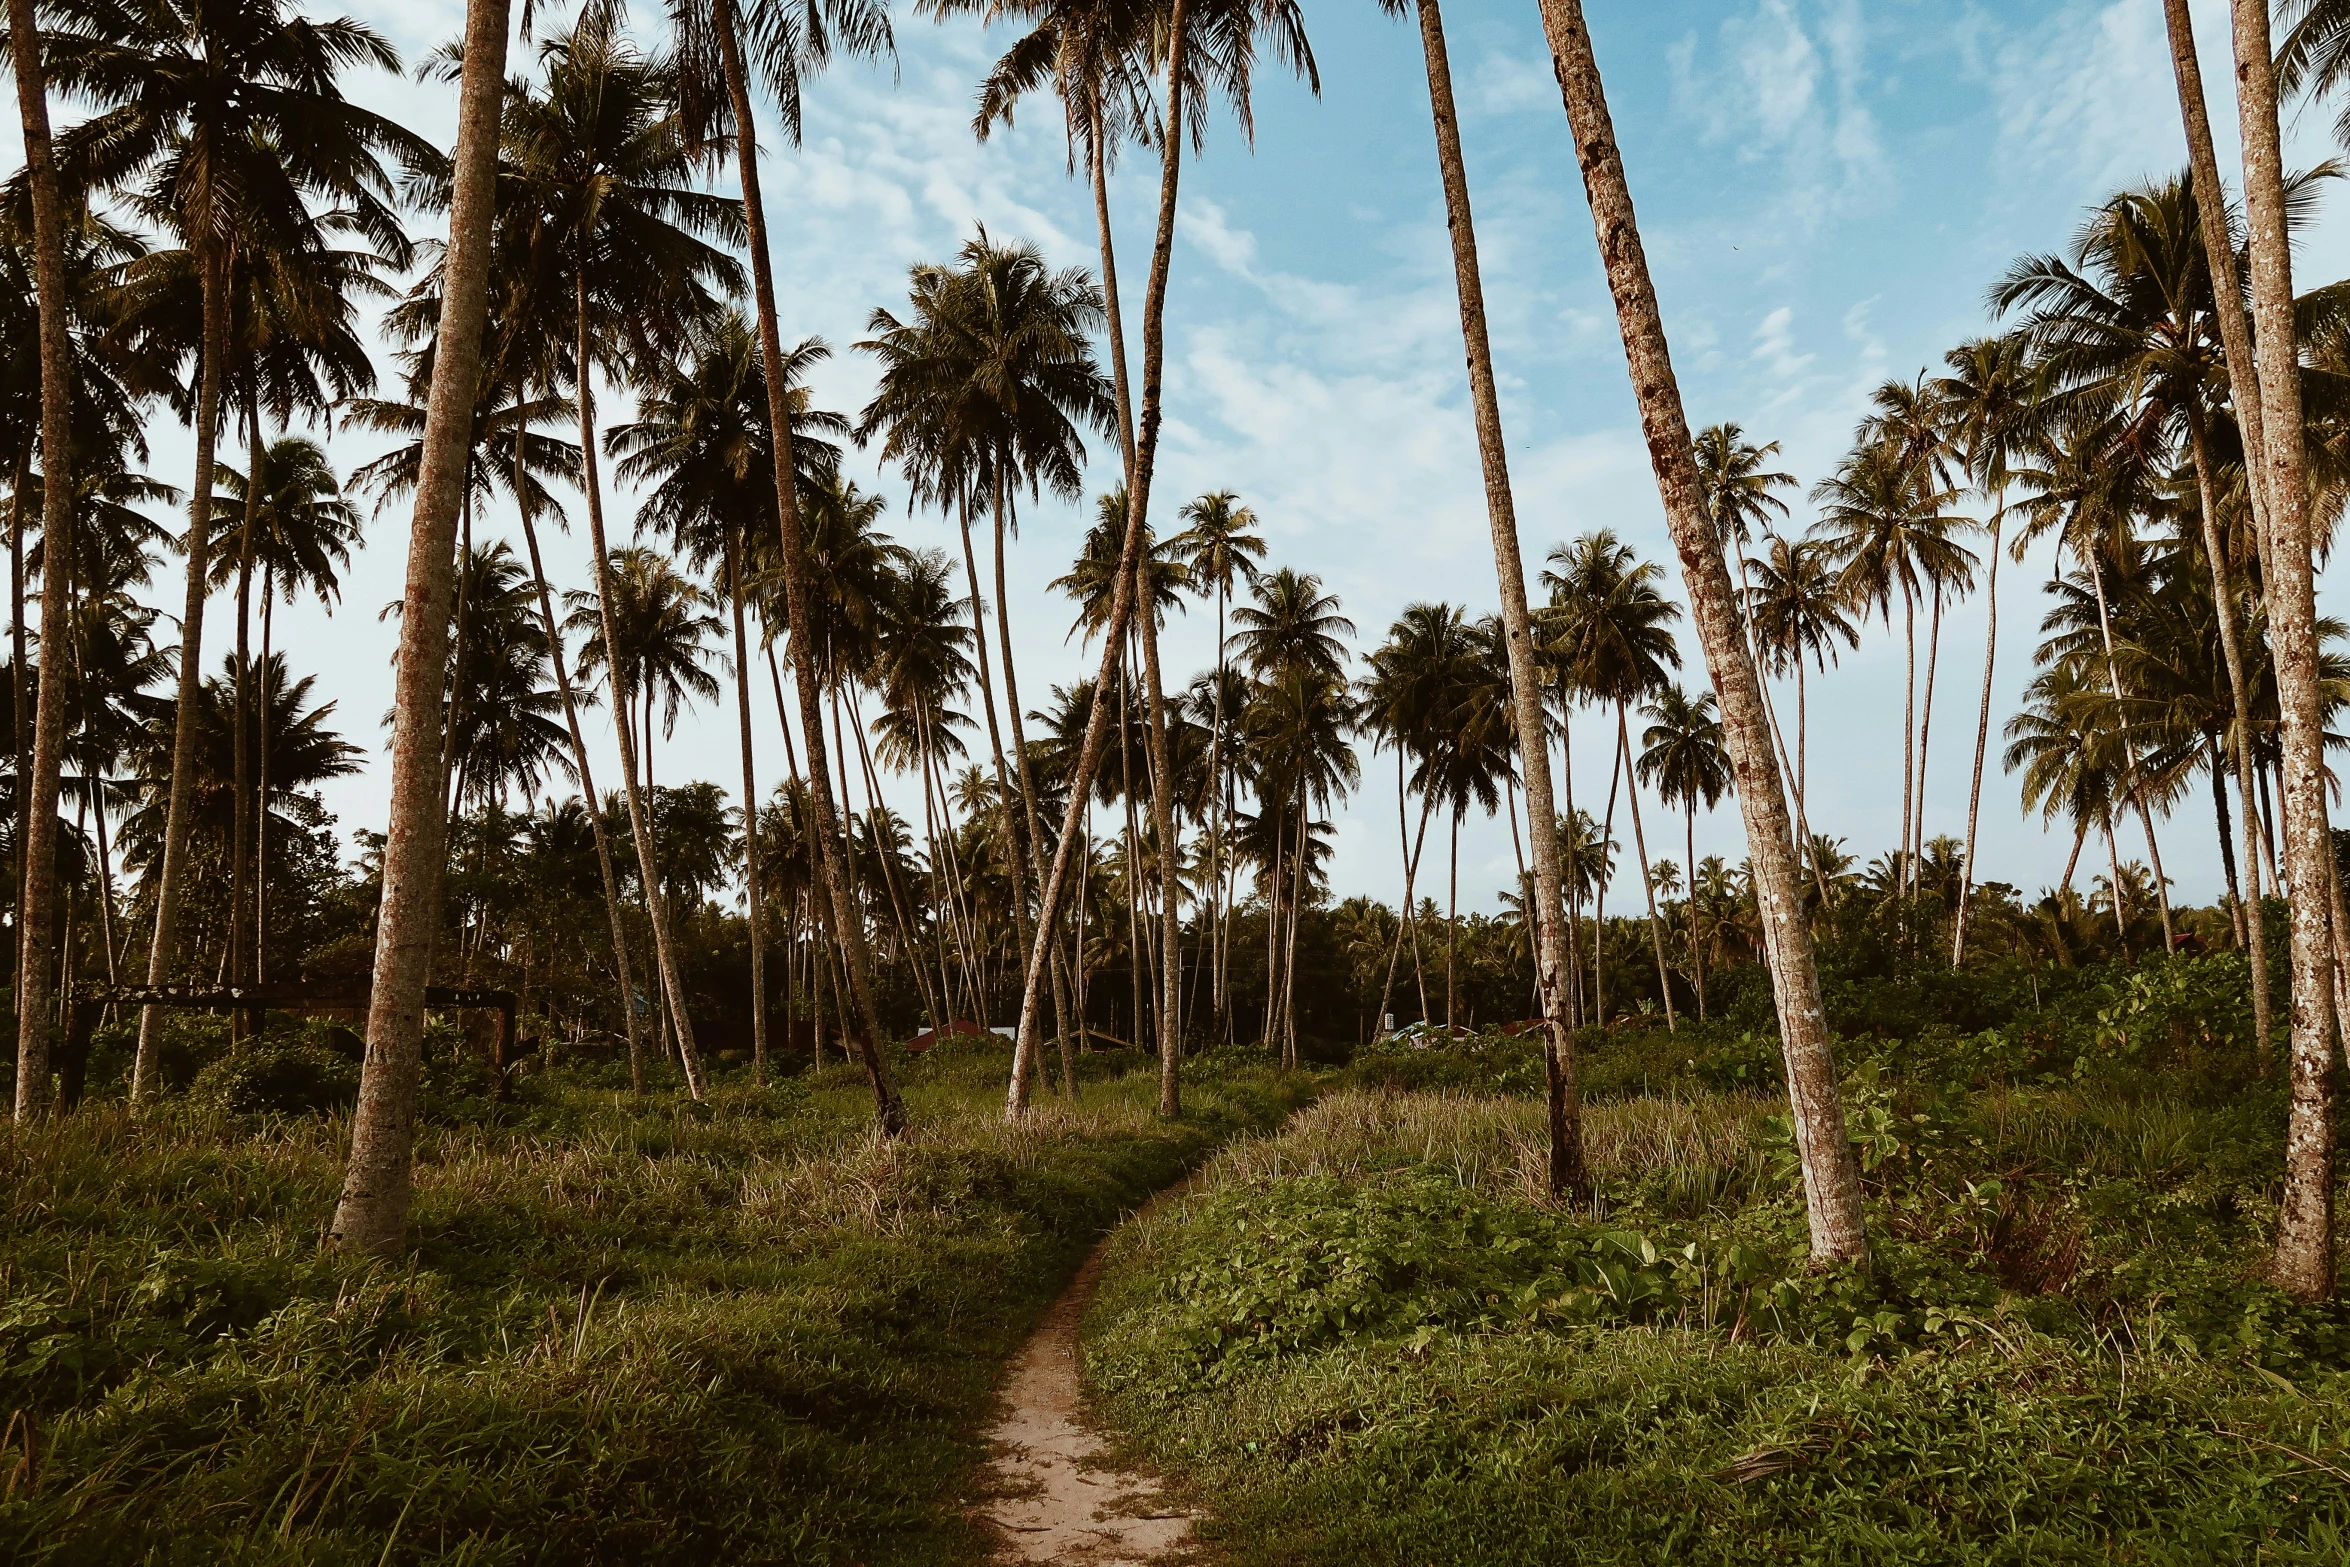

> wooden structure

[{"left": 57, "top": 983, "right": 518, "bottom": 1110}]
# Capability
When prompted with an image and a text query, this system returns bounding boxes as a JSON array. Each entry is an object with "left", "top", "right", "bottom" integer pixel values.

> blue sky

[{"left": 22, "top": 0, "right": 2350, "bottom": 915}]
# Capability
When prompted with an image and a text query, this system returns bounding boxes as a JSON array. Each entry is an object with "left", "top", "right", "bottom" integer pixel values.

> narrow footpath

[{"left": 979, "top": 1204, "right": 1199, "bottom": 1564}]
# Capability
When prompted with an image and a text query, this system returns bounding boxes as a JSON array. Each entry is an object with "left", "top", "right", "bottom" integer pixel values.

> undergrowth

[
  {"left": 0, "top": 1040, "right": 1307, "bottom": 1565},
  {"left": 1087, "top": 1066, "right": 2350, "bottom": 1564}
]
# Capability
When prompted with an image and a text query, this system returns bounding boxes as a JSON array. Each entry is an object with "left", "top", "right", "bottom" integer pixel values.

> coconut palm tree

[
  {"left": 1170, "top": 488, "right": 1262, "bottom": 1037},
  {"left": 328, "top": 0, "right": 510, "bottom": 1256},
  {"left": 2227, "top": 0, "right": 2342, "bottom": 1301},
  {"left": 998, "top": 0, "right": 1317, "bottom": 1118},
  {"left": 500, "top": 12, "right": 746, "bottom": 1100},
  {"left": 1358, "top": 601, "right": 1469, "bottom": 1031},
  {"left": 210, "top": 436, "right": 359, "bottom": 975},
  {"left": 1638, "top": 683, "right": 1731, "bottom": 1019},
  {"left": 1532, "top": 0, "right": 1869, "bottom": 1266},
  {"left": 856, "top": 234, "right": 1114, "bottom": 1067},
  {"left": 1742, "top": 531, "right": 1856, "bottom": 887},
  {"left": 39, "top": 0, "right": 424, "bottom": 1114},
  {"left": 1810, "top": 436, "right": 1976, "bottom": 901},
  {"left": 664, "top": 0, "right": 902, "bottom": 1129},
  {"left": 610, "top": 314, "right": 847, "bottom": 1079},
  {"left": 1933, "top": 332, "right": 2042, "bottom": 966}
]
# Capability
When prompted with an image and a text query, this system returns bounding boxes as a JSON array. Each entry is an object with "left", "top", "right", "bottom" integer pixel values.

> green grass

[
  {"left": 0, "top": 1041, "right": 1309, "bottom": 1565},
  {"left": 1086, "top": 1085, "right": 2350, "bottom": 1565}
]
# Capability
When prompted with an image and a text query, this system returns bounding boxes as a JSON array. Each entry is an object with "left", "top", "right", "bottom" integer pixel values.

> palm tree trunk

[
  {"left": 1688, "top": 803, "right": 1703, "bottom": 1019},
  {"left": 1596, "top": 718, "right": 1622, "bottom": 1026},
  {"left": 3, "top": 0, "right": 75, "bottom": 1118},
  {"left": 2227, "top": 0, "right": 2340, "bottom": 1306},
  {"left": 2105, "top": 818, "right": 2131, "bottom": 950},
  {"left": 2186, "top": 413, "right": 2273, "bottom": 1059},
  {"left": 1618, "top": 702, "right": 1675, "bottom": 1031},
  {"left": 713, "top": 0, "right": 901, "bottom": 1131},
  {"left": 518, "top": 485, "right": 643, "bottom": 1091},
  {"left": 2212, "top": 732, "right": 2245, "bottom": 933},
  {"left": 9, "top": 435, "right": 28, "bottom": 944},
  {"left": 328, "top": 0, "right": 510, "bottom": 1251},
  {"left": 1446, "top": 806, "right": 1459, "bottom": 1030},
  {"left": 1915, "top": 582, "right": 1942, "bottom": 881},
  {"left": 575, "top": 277, "right": 705, "bottom": 1100},
  {"left": 1953, "top": 503, "right": 2004, "bottom": 964},
  {"left": 1132, "top": 544, "right": 1185, "bottom": 1115},
  {"left": 955, "top": 502, "right": 1038, "bottom": 1009},
  {"left": 990, "top": 474, "right": 1073, "bottom": 1060},
  {"left": 1210, "top": 586, "right": 1229, "bottom": 1032},
  {"left": 1376, "top": 756, "right": 1437, "bottom": 1030},
  {"left": 2082, "top": 549, "right": 2176, "bottom": 949},
  {"left": 1536, "top": 0, "right": 1868, "bottom": 1263},
  {"left": 1900, "top": 580, "right": 1916, "bottom": 898},
  {"left": 230, "top": 398, "right": 263, "bottom": 1010},
  {"left": 257, "top": 573, "right": 273, "bottom": 981},
  {"left": 131, "top": 247, "right": 229, "bottom": 1104},
  {"left": 726, "top": 535, "right": 770, "bottom": 1080},
  {"left": 1415, "top": 0, "right": 1583, "bottom": 1186},
  {"left": 1007, "top": 0, "right": 1191, "bottom": 1116},
  {"left": 1283, "top": 800, "right": 1307, "bottom": 1066}
]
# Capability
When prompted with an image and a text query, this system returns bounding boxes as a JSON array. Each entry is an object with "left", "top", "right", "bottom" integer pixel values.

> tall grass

[{"left": 0, "top": 1047, "right": 1307, "bottom": 1565}]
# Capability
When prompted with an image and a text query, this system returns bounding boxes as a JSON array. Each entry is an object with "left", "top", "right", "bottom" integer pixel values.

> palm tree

[
  {"left": 2229, "top": 0, "right": 2342, "bottom": 1301},
  {"left": 1743, "top": 531, "right": 1856, "bottom": 888},
  {"left": 1532, "top": 0, "right": 1869, "bottom": 1266},
  {"left": 2, "top": 5, "right": 82, "bottom": 1115},
  {"left": 1377, "top": 0, "right": 1581, "bottom": 1187},
  {"left": 856, "top": 230, "right": 1114, "bottom": 1089},
  {"left": 610, "top": 314, "right": 847, "bottom": 1079},
  {"left": 329, "top": 0, "right": 509, "bottom": 1256},
  {"left": 211, "top": 437, "right": 359, "bottom": 976},
  {"left": 1933, "top": 333, "right": 2040, "bottom": 966},
  {"left": 1543, "top": 530, "right": 1679, "bottom": 1029},
  {"left": 665, "top": 0, "right": 901, "bottom": 1128},
  {"left": 1171, "top": 488, "right": 1264, "bottom": 1037},
  {"left": 1810, "top": 436, "right": 1976, "bottom": 901},
  {"left": 998, "top": 0, "right": 1317, "bottom": 1119},
  {"left": 1358, "top": 601, "right": 1467, "bottom": 1031},
  {"left": 502, "top": 13, "right": 746, "bottom": 1101},
  {"left": 1638, "top": 684, "right": 1731, "bottom": 1019},
  {"left": 39, "top": 0, "right": 422, "bottom": 1114}
]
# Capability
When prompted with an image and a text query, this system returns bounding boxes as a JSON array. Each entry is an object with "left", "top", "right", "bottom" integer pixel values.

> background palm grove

[{"left": 8, "top": 0, "right": 2350, "bottom": 1561}]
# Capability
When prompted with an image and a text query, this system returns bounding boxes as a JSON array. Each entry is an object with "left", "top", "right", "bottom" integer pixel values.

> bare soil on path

[{"left": 979, "top": 1192, "right": 1199, "bottom": 1565}]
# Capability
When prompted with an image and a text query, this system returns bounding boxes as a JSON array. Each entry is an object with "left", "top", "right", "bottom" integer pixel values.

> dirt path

[{"left": 979, "top": 1204, "right": 1198, "bottom": 1564}]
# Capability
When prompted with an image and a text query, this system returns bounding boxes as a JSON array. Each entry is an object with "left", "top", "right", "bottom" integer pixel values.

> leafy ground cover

[
  {"left": 1089, "top": 974, "right": 2350, "bottom": 1565},
  {"left": 0, "top": 1034, "right": 1306, "bottom": 1565}
]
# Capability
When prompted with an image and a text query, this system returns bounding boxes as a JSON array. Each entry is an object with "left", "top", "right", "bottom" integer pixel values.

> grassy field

[
  {"left": 1086, "top": 1063, "right": 2350, "bottom": 1565},
  {"left": 0, "top": 1037, "right": 1307, "bottom": 1565}
]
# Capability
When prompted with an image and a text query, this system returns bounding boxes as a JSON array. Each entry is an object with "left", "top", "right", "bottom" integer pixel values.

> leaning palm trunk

[
  {"left": 575, "top": 283, "right": 706, "bottom": 1100},
  {"left": 518, "top": 487, "right": 645, "bottom": 1092},
  {"left": 2082, "top": 551, "right": 2176, "bottom": 949},
  {"left": 1006, "top": 0, "right": 1192, "bottom": 1118},
  {"left": 714, "top": 0, "right": 903, "bottom": 1132},
  {"left": 6, "top": 0, "right": 75, "bottom": 1117},
  {"left": 1415, "top": 0, "right": 1584, "bottom": 1188},
  {"left": 1952, "top": 502, "right": 2005, "bottom": 965},
  {"left": 230, "top": 399, "right": 265, "bottom": 1001},
  {"left": 989, "top": 478, "right": 1075, "bottom": 1062},
  {"left": 2231, "top": 0, "right": 2340, "bottom": 1300},
  {"left": 329, "top": 0, "right": 511, "bottom": 1253},
  {"left": 1535, "top": 0, "right": 1868, "bottom": 1264},
  {"left": 726, "top": 535, "right": 770, "bottom": 1080},
  {"left": 131, "top": 252, "right": 227, "bottom": 1104},
  {"left": 2163, "top": 0, "right": 2274, "bottom": 1060}
]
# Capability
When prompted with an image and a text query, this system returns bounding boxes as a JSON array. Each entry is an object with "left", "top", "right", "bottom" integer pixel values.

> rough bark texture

[
  {"left": 715, "top": 0, "right": 903, "bottom": 1131},
  {"left": 1535, "top": 0, "right": 1868, "bottom": 1263},
  {"left": 328, "top": 0, "right": 512, "bottom": 1255},
  {"left": 2231, "top": 0, "right": 2338, "bottom": 1301},
  {"left": 1008, "top": 0, "right": 1189, "bottom": 1118},
  {"left": 1414, "top": 0, "right": 1584, "bottom": 1190},
  {"left": 2162, "top": 0, "right": 2273, "bottom": 1060},
  {"left": 7, "top": 0, "right": 76, "bottom": 1119},
  {"left": 576, "top": 282, "right": 707, "bottom": 1101}
]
